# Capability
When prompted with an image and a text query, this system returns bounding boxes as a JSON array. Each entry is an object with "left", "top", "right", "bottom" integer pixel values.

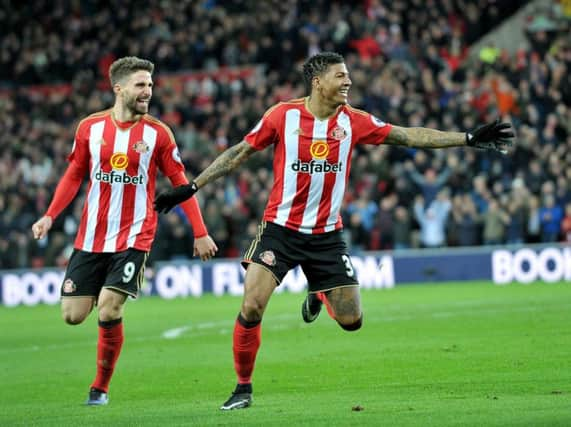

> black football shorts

[
  {"left": 61, "top": 248, "right": 148, "bottom": 299},
  {"left": 242, "top": 221, "right": 359, "bottom": 292}
]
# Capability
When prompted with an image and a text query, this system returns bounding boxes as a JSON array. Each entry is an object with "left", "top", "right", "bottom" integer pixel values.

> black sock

[
  {"left": 98, "top": 318, "right": 122, "bottom": 328},
  {"left": 237, "top": 313, "right": 260, "bottom": 329}
]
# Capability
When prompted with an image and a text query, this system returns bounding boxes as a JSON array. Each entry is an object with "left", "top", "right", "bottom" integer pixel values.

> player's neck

[
  {"left": 112, "top": 104, "right": 142, "bottom": 124},
  {"left": 305, "top": 96, "right": 340, "bottom": 121}
]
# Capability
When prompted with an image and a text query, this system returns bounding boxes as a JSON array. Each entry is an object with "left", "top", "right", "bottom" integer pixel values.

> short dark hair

[
  {"left": 302, "top": 52, "right": 345, "bottom": 93},
  {"left": 109, "top": 56, "right": 154, "bottom": 86}
]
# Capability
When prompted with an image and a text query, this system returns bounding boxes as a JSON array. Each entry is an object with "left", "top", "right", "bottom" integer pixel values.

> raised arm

[
  {"left": 154, "top": 141, "right": 258, "bottom": 213},
  {"left": 385, "top": 119, "right": 514, "bottom": 153}
]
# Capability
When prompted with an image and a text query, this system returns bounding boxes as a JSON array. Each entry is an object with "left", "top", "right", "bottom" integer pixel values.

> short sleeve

[
  {"left": 67, "top": 120, "right": 90, "bottom": 174},
  {"left": 244, "top": 108, "right": 279, "bottom": 150},
  {"left": 156, "top": 125, "right": 185, "bottom": 178},
  {"left": 354, "top": 112, "right": 393, "bottom": 146}
]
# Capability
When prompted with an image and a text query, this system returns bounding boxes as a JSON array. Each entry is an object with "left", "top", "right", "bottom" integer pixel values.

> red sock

[
  {"left": 91, "top": 319, "right": 124, "bottom": 393},
  {"left": 233, "top": 314, "right": 261, "bottom": 384},
  {"left": 317, "top": 292, "right": 336, "bottom": 320}
]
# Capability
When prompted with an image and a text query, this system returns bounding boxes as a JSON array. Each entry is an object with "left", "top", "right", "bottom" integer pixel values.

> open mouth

[{"left": 137, "top": 98, "right": 150, "bottom": 107}]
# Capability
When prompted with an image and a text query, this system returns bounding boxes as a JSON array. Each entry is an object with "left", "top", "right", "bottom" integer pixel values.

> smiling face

[
  {"left": 312, "top": 62, "right": 352, "bottom": 107},
  {"left": 116, "top": 70, "right": 153, "bottom": 116}
]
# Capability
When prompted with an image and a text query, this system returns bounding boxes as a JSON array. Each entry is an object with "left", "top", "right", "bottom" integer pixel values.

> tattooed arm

[
  {"left": 154, "top": 141, "right": 258, "bottom": 213},
  {"left": 384, "top": 125, "right": 466, "bottom": 148},
  {"left": 194, "top": 141, "right": 257, "bottom": 188}
]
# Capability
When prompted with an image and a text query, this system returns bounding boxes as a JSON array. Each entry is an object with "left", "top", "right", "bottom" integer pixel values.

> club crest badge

[
  {"left": 259, "top": 250, "right": 276, "bottom": 267},
  {"left": 330, "top": 125, "right": 347, "bottom": 140},
  {"left": 133, "top": 140, "right": 149, "bottom": 153},
  {"left": 62, "top": 278, "right": 76, "bottom": 293}
]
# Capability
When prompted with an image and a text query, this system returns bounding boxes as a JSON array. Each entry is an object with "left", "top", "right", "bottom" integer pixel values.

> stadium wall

[{"left": 1, "top": 244, "right": 569, "bottom": 307}]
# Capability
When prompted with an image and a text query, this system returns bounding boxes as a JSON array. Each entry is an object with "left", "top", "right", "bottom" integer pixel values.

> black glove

[
  {"left": 154, "top": 181, "right": 198, "bottom": 213},
  {"left": 466, "top": 119, "right": 514, "bottom": 154}
]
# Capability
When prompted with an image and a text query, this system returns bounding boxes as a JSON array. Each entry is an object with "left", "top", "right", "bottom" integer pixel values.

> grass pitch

[{"left": 0, "top": 281, "right": 570, "bottom": 426}]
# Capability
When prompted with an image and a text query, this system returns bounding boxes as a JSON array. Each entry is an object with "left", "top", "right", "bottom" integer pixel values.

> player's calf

[{"left": 326, "top": 286, "right": 361, "bottom": 327}]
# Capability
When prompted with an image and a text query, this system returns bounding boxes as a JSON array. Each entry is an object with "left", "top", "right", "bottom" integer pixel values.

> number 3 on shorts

[
  {"left": 341, "top": 254, "right": 355, "bottom": 278},
  {"left": 122, "top": 262, "right": 136, "bottom": 283}
]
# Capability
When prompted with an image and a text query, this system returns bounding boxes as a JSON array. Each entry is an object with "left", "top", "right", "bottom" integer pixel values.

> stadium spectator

[
  {"left": 405, "top": 159, "right": 451, "bottom": 208},
  {"left": 482, "top": 198, "right": 509, "bottom": 245},
  {"left": 505, "top": 198, "right": 527, "bottom": 245},
  {"left": 527, "top": 196, "right": 542, "bottom": 243},
  {"left": 471, "top": 175, "right": 491, "bottom": 214},
  {"left": 451, "top": 194, "right": 481, "bottom": 247},
  {"left": 414, "top": 192, "right": 451, "bottom": 248},
  {"left": 345, "top": 211, "right": 370, "bottom": 254},
  {"left": 392, "top": 205, "right": 412, "bottom": 250},
  {"left": 373, "top": 194, "right": 398, "bottom": 250},
  {"left": 0, "top": 237, "right": 11, "bottom": 269},
  {"left": 561, "top": 202, "right": 571, "bottom": 243},
  {"left": 345, "top": 189, "right": 379, "bottom": 236},
  {"left": 539, "top": 194, "right": 564, "bottom": 242}
]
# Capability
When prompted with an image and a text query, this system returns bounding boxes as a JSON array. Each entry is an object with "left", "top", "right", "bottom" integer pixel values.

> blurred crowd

[{"left": 1, "top": 0, "right": 570, "bottom": 269}]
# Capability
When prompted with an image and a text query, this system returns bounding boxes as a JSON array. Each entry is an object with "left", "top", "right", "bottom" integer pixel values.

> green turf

[{"left": 0, "top": 281, "right": 570, "bottom": 426}]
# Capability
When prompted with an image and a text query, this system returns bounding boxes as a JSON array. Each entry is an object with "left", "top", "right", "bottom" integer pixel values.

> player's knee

[
  {"left": 61, "top": 295, "right": 94, "bottom": 325},
  {"left": 62, "top": 310, "right": 87, "bottom": 325},
  {"left": 337, "top": 313, "right": 363, "bottom": 332},
  {"left": 241, "top": 299, "right": 266, "bottom": 323}
]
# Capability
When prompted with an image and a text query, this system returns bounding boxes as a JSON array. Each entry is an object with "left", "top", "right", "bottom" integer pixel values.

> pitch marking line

[{"left": 1, "top": 303, "right": 565, "bottom": 354}]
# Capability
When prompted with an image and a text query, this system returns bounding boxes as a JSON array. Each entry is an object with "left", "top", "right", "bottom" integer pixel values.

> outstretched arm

[
  {"left": 154, "top": 141, "right": 258, "bottom": 213},
  {"left": 384, "top": 119, "right": 514, "bottom": 153},
  {"left": 194, "top": 141, "right": 257, "bottom": 188},
  {"left": 385, "top": 126, "right": 466, "bottom": 148}
]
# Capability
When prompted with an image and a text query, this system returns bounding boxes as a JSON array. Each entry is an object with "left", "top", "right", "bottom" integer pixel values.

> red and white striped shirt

[
  {"left": 245, "top": 98, "right": 392, "bottom": 234},
  {"left": 65, "top": 109, "right": 185, "bottom": 252}
]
